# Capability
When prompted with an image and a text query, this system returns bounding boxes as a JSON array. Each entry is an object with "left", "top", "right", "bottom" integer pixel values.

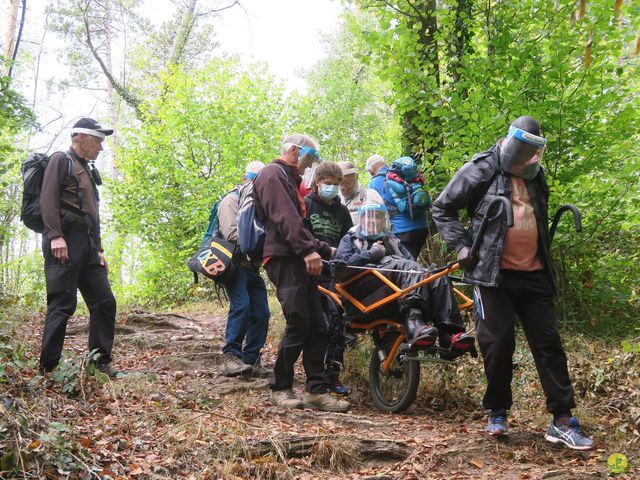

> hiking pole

[
  {"left": 549, "top": 204, "right": 582, "bottom": 243},
  {"left": 469, "top": 196, "right": 514, "bottom": 259}
]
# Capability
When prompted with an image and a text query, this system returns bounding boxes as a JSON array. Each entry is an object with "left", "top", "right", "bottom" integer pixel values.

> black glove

[{"left": 457, "top": 246, "right": 478, "bottom": 270}]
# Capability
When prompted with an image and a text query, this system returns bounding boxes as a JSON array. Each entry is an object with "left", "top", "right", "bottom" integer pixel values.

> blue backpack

[{"left": 385, "top": 157, "right": 430, "bottom": 219}]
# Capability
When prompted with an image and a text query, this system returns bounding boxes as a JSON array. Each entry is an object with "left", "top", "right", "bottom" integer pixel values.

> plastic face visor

[
  {"left": 284, "top": 143, "right": 321, "bottom": 163},
  {"left": 501, "top": 126, "right": 547, "bottom": 180},
  {"left": 358, "top": 204, "right": 390, "bottom": 239}
]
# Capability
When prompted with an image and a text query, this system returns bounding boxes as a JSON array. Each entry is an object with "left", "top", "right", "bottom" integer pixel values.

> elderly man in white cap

[
  {"left": 337, "top": 161, "right": 383, "bottom": 224},
  {"left": 365, "top": 154, "right": 388, "bottom": 200},
  {"left": 217, "top": 161, "right": 272, "bottom": 377},
  {"left": 39, "top": 117, "right": 119, "bottom": 376}
]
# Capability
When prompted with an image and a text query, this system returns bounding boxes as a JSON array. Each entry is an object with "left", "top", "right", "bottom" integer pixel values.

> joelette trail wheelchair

[{"left": 319, "top": 198, "right": 582, "bottom": 413}]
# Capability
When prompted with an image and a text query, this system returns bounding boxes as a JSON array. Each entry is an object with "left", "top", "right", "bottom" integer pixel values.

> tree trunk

[
  {"left": 401, "top": 0, "right": 440, "bottom": 164},
  {"left": 4, "top": 0, "right": 19, "bottom": 75},
  {"left": 167, "top": 0, "right": 198, "bottom": 66},
  {"left": 247, "top": 435, "right": 410, "bottom": 461}
]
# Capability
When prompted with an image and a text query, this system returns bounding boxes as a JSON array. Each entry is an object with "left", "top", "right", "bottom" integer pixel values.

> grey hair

[
  {"left": 365, "top": 154, "right": 386, "bottom": 173},
  {"left": 281, "top": 134, "right": 317, "bottom": 155}
]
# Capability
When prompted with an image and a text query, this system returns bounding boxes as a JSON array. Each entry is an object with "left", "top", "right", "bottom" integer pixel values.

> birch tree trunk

[{"left": 3, "top": 0, "right": 19, "bottom": 75}]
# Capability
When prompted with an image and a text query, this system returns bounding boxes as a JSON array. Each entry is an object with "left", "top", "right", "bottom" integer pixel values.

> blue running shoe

[
  {"left": 486, "top": 415, "right": 508, "bottom": 437},
  {"left": 545, "top": 417, "right": 594, "bottom": 450}
]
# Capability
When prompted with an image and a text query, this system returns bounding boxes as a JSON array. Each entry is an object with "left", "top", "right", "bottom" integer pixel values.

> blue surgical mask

[{"left": 319, "top": 184, "right": 339, "bottom": 200}]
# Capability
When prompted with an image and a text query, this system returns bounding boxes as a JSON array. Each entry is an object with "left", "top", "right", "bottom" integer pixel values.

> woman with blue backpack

[{"left": 369, "top": 156, "right": 431, "bottom": 260}]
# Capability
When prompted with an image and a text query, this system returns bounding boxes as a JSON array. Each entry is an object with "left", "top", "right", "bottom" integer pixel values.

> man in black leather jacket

[{"left": 432, "top": 116, "right": 593, "bottom": 450}]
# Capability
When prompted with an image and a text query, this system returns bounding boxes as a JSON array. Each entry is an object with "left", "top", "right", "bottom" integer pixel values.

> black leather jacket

[{"left": 432, "top": 143, "right": 554, "bottom": 289}]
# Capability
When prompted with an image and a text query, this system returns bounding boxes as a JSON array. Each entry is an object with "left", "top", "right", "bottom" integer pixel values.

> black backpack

[{"left": 20, "top": 152, "right": 74, "bottom": 233}]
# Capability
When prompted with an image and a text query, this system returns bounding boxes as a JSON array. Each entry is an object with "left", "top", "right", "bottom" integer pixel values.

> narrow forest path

[{"left": 6, "top": 307, "right": 637, "bottom": 479}]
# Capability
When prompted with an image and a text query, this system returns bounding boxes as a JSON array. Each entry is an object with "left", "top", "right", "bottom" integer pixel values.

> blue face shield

[
  {"left": 500, "top": 126, "right": 547, "bottom": 180},
  {"left": 298, "top": 145, "right": 320, "bottom": 160}
]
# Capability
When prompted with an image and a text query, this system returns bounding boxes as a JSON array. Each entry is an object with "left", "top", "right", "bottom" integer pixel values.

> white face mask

[{"left": 319, "top": 184, "right": 339, "bottom": 200}]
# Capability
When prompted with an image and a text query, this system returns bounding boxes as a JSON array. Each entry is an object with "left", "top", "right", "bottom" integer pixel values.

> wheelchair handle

[
  {"left": 549, "top": 204, "right": 582, "bottom": 243},
  {"left": 469, "top": 196, "right": 514, "bottom": 258}
]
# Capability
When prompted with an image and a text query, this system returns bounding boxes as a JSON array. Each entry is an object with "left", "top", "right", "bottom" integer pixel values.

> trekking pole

[
  {"left": 469, "top": 196, "right": 514, "bottom": 259},
  {"left": 549, "top": 204, "right": 582, "bottom": 243}
]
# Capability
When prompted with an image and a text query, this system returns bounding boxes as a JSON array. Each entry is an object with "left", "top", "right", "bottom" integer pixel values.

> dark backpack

[
  {"left": 188, "top": 236, "right": 239, "bottom": 285},
  {"left": 385, "top": 157, "right": 430, "bottom": 219},
  {"left": 20, "top": 152, "right": 74, "bottom": 233},
  {"left": 236, "top": 164, "right": 286, "bottom": 262},
  {"left": 201, "top": 186, "right": 240, "bottom": 246}
]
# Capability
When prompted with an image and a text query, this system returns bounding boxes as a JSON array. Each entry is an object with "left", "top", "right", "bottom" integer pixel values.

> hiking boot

[
  {"left": 96, "top": 363, "right": 123, "bottom": 379},
  {"left": 244, "top": 362, "right": 273, "bottom": 379},
  {"left": 222, "top": 353, "right": 253, "bottom": 377},
  {"left": 270, "top": 389, "right": 304, "bottom": 409},
  {"left": 545, "top": 417, "right": 594, "bottom": 450},
  {"left": 404, "top": 310, "right": 437, "bottom": 348},
  {"left": 302, "top": 392, "right": 350, "bottom": 412},
  {"left": 486, "top": 415, "right": 508, "bottom": 437}
]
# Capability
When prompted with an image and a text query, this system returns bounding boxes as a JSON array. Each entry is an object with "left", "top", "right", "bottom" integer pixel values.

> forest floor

[{"left": 0, "top": 299, "right": 638, "bottom": 479}]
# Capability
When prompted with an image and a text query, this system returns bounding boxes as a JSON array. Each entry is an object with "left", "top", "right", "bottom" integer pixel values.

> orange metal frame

[
  {"left": 335, "top": 262, "right": 462, "bottom": 314},
  {"left": 319, "top": 262, "right": 474, "bottom": 375}
]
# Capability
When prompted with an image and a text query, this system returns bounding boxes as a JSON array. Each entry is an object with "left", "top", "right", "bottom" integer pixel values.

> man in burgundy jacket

[
  {"left": 253, "top": 134, "right": 350, "bottom": 412},
  {"left": 39, "top": 118, "right": 119, "bottom": 377}
]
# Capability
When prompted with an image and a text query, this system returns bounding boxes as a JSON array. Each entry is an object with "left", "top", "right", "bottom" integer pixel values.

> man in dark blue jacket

[{"left": 432, "top": 116, "right": 593, "bottom": 450}]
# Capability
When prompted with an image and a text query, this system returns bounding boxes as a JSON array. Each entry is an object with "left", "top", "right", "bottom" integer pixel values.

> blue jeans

[{"left": 222, "top": 265, "right": 270, "bottom": 365}]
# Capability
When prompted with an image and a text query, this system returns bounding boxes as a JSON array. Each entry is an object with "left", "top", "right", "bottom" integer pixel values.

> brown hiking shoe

[
  {"left": 222, "top": 353, "right": 253, "bottom": 377},
  {"left": 96, "top": 363, "right": 123, "bottom": 379},
  {"left": 270, "top": 389, "right": 304, "bottom": 409},
  {"left": 244, "top": 363, "right": 273, "bottom": 379},
  {"left": 302, "top": 392, "right": 350, "bottom": 412}
]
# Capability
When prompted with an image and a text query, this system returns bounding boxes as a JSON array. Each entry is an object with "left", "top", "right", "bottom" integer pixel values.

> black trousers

[
  {"left": 265, "top": 256, "right": 329, "bottom": 393},
  {"left": 40, "top": 230, "right": 116, "bottom": 371},
  {"left": 396, "top": 228, "right": 428, "bottom": 260},
  {"left": 474, "top": 270, "right": 576, "bottom": 415}
]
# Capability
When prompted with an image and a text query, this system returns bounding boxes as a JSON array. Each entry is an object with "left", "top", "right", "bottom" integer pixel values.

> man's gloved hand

[{"left": 456, "top": 246, "right": 477, "bottom": 270}]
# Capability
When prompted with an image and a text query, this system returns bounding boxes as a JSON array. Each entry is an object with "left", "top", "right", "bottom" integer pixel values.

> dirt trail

[{"left": 42, "top": 309, "right": 632, "bottom": 479}]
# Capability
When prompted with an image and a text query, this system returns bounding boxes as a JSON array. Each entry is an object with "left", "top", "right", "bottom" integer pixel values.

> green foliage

[
  {"left": 110, "top": 59, "right": 287, "bottom": 303},
  {"left": 290, "top": 17, "right": 402, "bottom": 165},
  {"left": 352, "top": 0, "right": 640, "bottom": 328},
  {"left": 0, "top": 69, "right": 35, "bottom": 301}
]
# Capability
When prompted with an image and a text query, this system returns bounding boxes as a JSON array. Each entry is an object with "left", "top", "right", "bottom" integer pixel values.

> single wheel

[{"left": 369, "top": 343, "right": 420, "bottom": 413}]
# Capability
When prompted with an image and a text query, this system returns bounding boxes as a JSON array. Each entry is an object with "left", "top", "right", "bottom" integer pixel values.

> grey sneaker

[
  {"left": 545, "top": 417, "right": 594, "bottom": 450},
  {"left": 222, "top": 353, "right": 252, "bottom": 377},
  {"left": 302, "top": 392, "right": 351, "bottom": 412},
  {"left": 270, "top": 389, "right": 304, "bottom": 409}
]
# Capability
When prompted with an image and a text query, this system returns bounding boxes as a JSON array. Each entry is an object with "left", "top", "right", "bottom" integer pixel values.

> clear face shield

[
  {"left": 499, "top": 126, "right": 547, "bottom": 180},
  {"left": 284, "top": 142, "right": 322, "bottom": 186},
  {"left": 358, "top": 204, "right": 390, "bottom": 240}
]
